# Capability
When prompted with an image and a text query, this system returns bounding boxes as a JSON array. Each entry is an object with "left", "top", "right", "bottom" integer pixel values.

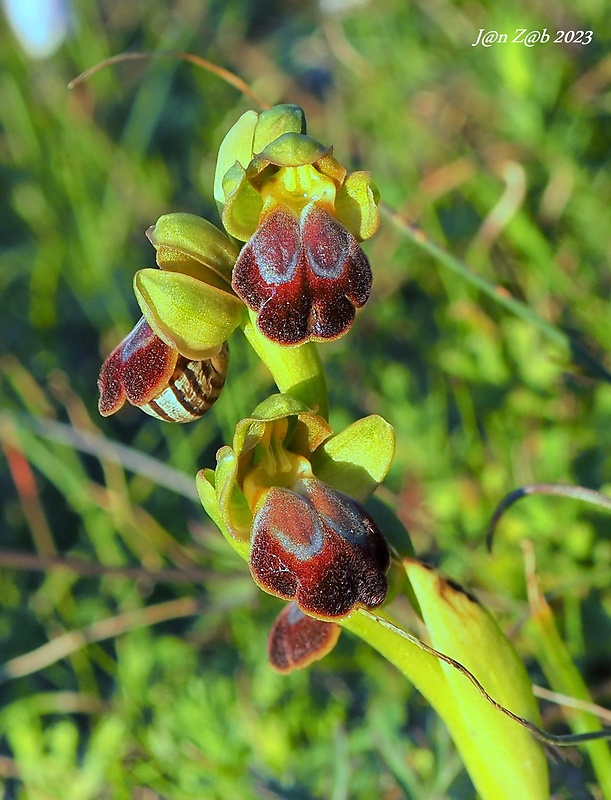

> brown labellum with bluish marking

[
  {"left": 231, "top": 203, "right": 372, "bottom": 346},
  {"left": 249, "top": 477, "right": 390, "bottom": 619},
  {"left": 98, "top": 317, "right": 228, "bottom": 423}
]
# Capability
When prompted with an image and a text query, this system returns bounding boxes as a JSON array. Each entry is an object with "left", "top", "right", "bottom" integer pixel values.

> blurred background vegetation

[{"left": 0, "top": 0, "right": 609, "bottom": 797}]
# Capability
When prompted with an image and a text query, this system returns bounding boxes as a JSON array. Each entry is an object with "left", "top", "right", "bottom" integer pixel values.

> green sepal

[
  {"left": 213, "top": 447, "right": 253, "bottom": 542},
  {"left": 335, "top": 171, "right": 381, "bottom": 241},
  {"left": 251, "top": 133, "right": 331, "bottom": 170},
  {"left": 232, "top": 394, "right": 332, "bottom": 459},
  {"left": 147, "top": 213, "right": 238, "bottom": 282},
  {"left": 220, "top": 163, "right": 264, "bottom": 241},
  {"left": 253, "top": 104, "right": 306, "bottom": 154},
  {"left": 134, "top": 269, "right": 245, "bottom": 360},
  {"left": 404, "top": 560, "right": 549, "bottom": 800},
  {"left": 214, "top": 109, "right": 258, "bottom": 206},
  {"left": 196, "top": 467, "right": 250, "bottom": 556},
  {"left": 149, "top": 247, "right": 229, "bottom": 293},
  {"left": 311, "top": 415, "right": 395, "bottom": 502}
]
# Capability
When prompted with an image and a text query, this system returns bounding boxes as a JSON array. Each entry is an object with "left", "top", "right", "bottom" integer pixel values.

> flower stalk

[{"left": 241, "top": 311, "right": 329, "bottom": 418}]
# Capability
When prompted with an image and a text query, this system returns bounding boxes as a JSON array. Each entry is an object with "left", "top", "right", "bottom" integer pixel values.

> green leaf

[
  {"left": 404, "top": 560, "right": 549, "bottom": 800},
  {"left": 311, "top": 415, "right": 395, "bottom": 502},
  {"left": 342, "top": 608, "right": 456, "bottom": 714},
  {"left": 525, "top": 556, "right": 611, "bottom": 796},
  {"left": 134, "top": 269, "right": 245, "bottom": 360},
  {"left": 343, "top": 606, "right": 547, "bottom": 800}
]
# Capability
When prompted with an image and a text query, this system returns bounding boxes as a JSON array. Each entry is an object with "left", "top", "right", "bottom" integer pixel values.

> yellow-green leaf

[{"left": 405, "top": 560, "right": 549, "bottom": 800}]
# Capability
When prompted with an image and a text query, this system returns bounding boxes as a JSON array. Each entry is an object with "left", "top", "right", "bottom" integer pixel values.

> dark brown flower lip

[
  {"left": 98, "top": 317, "right": 228, "bottom": 422},
  {"left": 98, "top": 317, "right": 178, "bottom": 416},
  {"left": 249, "top": 478, "right": 390, "bottom": 619},
  {"left": 231, "top": 203, "right": 372, "bottom": 346},
  {"left": 267, "top": 602, "right": 340, "bottom": 674}
]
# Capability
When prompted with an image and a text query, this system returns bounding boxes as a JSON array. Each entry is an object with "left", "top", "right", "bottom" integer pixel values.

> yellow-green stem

[{"left": 242, "top": 311, "right": 329, "bottom": 418}]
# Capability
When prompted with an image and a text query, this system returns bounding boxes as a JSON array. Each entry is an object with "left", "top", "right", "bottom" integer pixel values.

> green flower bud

[{"left": 146, "top": 212, "right": 239, "bottom": 285}]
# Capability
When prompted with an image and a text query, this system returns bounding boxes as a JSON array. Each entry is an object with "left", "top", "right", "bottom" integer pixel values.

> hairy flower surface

[
  {"left": 197, "top": 395, "right": 395, "bottom": 624},
  {"left": 98, "top": 317, "right": 228, "bottom": 423},
  {"left": 250, "top": 478, "right": 390, "bottom": 618},
  {"left": 232, "top": 203, "right": 371, "bottom": 344},
  {"left": 215, "top": 106, "right": 380, "bottom": 345},
  {"left": 268, "top": 602, "right": 340, "bottom": 673}
]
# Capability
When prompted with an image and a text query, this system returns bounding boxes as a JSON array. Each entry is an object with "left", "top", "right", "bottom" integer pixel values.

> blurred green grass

[{"left": 0, "top": 0, "right": 609, "bottom": 797}]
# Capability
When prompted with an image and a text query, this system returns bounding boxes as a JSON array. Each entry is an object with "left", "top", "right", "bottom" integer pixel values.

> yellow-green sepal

[
  {"left": 252, "top": 104, "right": 306, "bottom": 153},
  {"left": 404, "top": 560, "right": 549, "bottom": 800},
  {"left": 147, "top": 213, "right": 238, "bottom": 283},
  {"left": 220, "top": 163, "right": 264, "bottom": 241},
  {"left": 335, "top": 171, "right": 380, "bottom": 241},
  {"left": 232, "top": 394, "right": 332, "bottom": 459},
  {"left": 311, "top": 415, "right": 395, "bottom": 503},
  {"left": 134, "top": 269, "right": 245, "bottom": 360},
  {"left": 214, "top": 110, "right": 258, "bottom": 206},
  {"left": 196, "top": 467, "right": 251, "bottom": 556}
]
